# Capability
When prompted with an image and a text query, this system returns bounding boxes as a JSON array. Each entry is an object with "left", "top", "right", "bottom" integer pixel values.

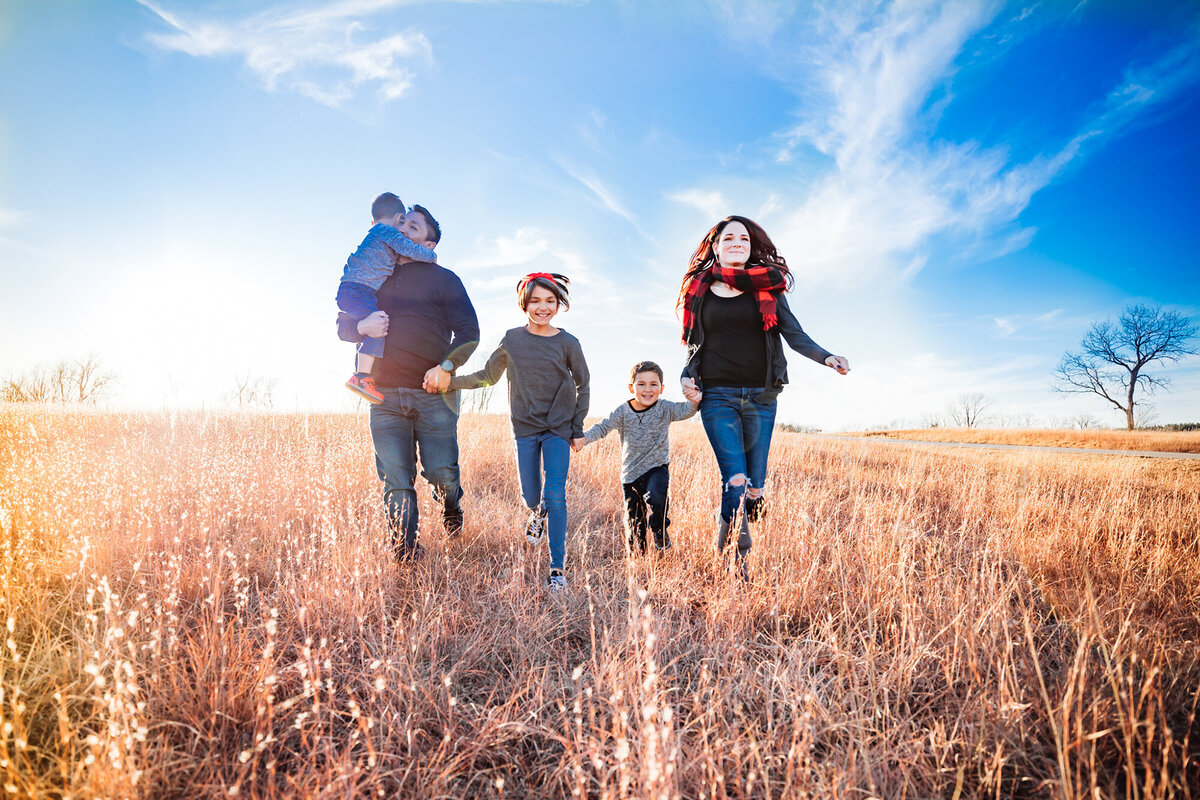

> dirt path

[{"left": 809, "top": 434, "right": 1200, "bottom": 460}]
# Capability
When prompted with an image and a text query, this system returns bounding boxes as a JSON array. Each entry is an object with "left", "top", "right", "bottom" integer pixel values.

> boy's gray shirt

[
  {"left": 450, "top": 327, "right": 590, "bottom": 442},
  {"left": 584, "top": 398, "right": 698, "bottom": 484},
  {"left": 340, "top": 223, "right": 438, "bottom": 291}
]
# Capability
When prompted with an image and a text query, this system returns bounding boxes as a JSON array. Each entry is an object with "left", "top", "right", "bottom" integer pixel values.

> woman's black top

[{"left": 698, "top": 290, "right": 768, "bottom": 388}]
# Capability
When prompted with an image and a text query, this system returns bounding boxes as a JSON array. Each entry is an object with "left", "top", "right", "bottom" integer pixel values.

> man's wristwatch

[{"left": 439, "top": 359, "right": 454, "bottom": 373}]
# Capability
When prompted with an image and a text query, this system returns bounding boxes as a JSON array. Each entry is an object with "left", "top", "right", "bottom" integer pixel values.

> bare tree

[
  {"left": 3, "top": 369, "right": 49, "bottom": 402},
  {"left": 456, "top": 351, "right": 500, "bottom": 415},
  {"left": 1067, "top": 413, "right": 1100, "bottom": 430},
  {"left": 460, "top": 381, "right": 497, "bottom": 415},
  {"left": 1135, "top": 403, "right": 1159, "bottom": 429},
  {"left": 50, "top": 361, "right": 72, "bottom": 403},
  {"left": 228, "top": 374, "right": 277, "bottom": 409},
  {"left": 946, "top": 392, "right": 990, "bottom": 428},
  {"left": 1006, "top": 411, "right": 1037, "bottom": 429},
  {"left": 71, "top": 354, "right": 117, "bottom": 403},
  {"left": 2, "top": 355, "right": 116, "bottom": 404},
  {"left": 1055, "top": 304, "right": 1199, "bottom": 430}
]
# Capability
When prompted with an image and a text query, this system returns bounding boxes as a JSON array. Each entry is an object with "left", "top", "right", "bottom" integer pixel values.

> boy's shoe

[
  {"left": 525, "top": 508, "right": 547, "bottom": 545},
  {"left": 346, "top": 373, "right": 385, "bottom": 404},
  {"left": 546, "top": 570, "right": 568, "bottom": 593},
  {"left": 745, "top": 496, "right": 765, "bottom": 523},
  {"left": 653, "top": 530, "right": 672, "bottom": 552}
]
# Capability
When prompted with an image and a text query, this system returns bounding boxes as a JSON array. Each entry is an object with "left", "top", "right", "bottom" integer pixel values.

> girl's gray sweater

[
  {"left": 450, "top": 326, "right": 590, "bottom": 442},
  {"left": 583, "top": 398, "right": 698, "bottom": 484}
]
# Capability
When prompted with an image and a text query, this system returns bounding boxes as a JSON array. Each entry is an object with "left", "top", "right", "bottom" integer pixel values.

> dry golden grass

[
  {"left": 1, "top": 406, "right": 1198, "bottom": 799},
  {"left": 848, "top": 428, "right": 1200, "bottom": 454}
]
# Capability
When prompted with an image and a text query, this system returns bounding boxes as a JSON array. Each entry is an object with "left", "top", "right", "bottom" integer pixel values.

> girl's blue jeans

[
  {"left": 515, "top": 433, "right": 571, "bottom": 571},
  {"left": 699, "top": 386, "right": 778, "bottom": 522}
]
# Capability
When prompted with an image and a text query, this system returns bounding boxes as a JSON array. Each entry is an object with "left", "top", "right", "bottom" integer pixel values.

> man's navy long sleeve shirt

[{"left": 338, "top": 262, "right": 480, "bottom": 390}]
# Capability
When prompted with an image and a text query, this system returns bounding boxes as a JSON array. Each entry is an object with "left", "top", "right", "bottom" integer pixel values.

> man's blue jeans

[
  {"left": 698, "top": 386, "right": 778, "bottom": 522},
  {"left": 515, "top": 433, "right": 571, "bottom": 571},
  {"left": 369, "top": 388, "right": 463, "bottom": 556}
]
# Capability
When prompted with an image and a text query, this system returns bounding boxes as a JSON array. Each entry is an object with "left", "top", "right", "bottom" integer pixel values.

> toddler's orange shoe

[{"left": 346, "top": 373, "right": 385, "bottom": 404}]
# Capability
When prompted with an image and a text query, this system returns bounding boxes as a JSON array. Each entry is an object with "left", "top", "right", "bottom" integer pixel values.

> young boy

[
  {"left": 582, "top": 361, "right": 699, "bottom": 555},
  {"left": 337, "top": 192, "right": 438, "bottom": 404}
]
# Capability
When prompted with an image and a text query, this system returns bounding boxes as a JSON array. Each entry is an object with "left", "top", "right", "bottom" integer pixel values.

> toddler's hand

[
  {"left": 358, "top": 310, "right": 390, "bottom": 339},
  {"left": 572, "top": 437, "right": 586, "bottom": 452}
]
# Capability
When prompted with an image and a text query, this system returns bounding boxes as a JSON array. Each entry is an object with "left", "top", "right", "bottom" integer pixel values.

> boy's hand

[
  {"left": 572, "top": 437, "right": 586, "bottom": 452},
  {"left": 681, "top": 377, "right": 702, "bottom": 404},
  {"left": 358, "top": 311, "right": 389, "bottom": 339},
  {"left": 824, "top": 355, "right": 850, "bottom": 375}
]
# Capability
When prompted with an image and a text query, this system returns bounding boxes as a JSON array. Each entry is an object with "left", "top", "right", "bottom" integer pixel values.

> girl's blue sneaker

[
  {"left": 546, "top": 570, "right": 568, "bottom": 593},
  {"left": 525, "top": 508, "right": 547, "bottom": 545}
]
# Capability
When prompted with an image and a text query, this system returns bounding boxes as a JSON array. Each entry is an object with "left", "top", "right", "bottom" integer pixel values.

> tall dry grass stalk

[
  {"left": 853, "top": 428, "right": 1200, "bottom": 454},
  {"left": 1, "top": 406, "right": 1197, "bottom": 798}
]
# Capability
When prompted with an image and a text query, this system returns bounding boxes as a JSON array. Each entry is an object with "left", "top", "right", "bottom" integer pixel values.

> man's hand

[
  {"left": 423, "top": 365, "right": 451, "bottom": 393},
  {"left": 357, "top": 310, "right": 389, "bottom": 339},
  {"left": 681, "top": 377, "right": 702, "bottom": 404},
  {"left": 572, "top": 437, "right": 586, "bottom": 452},
  {"left": 825, "top": 355, "right": 850, "bottom": 375}
]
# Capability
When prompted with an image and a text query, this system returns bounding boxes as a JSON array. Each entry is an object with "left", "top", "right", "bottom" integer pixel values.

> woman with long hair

[{"left": 677, "top": 215, "right": 849, "bottom": 578}]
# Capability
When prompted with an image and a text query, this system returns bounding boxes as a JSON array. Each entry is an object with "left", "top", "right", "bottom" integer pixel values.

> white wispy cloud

[
  {"left": 458, "top": 227, "right": 552, "bottom": 270},
  {"left": 986, "top": 307, "right": 1083, "bottom": 341},
  {"left": 666, "top": 188, "right": 729, "bottom": 221},
  {"left": 137, "top": 0, "right": 432, "bottom": 107},
  {"left": 554, "top": 159, "right": 656, "bottom": 241},
  {"left": 706, "top": 1, "right": 1200, "bottom": 289},
  {"left": 0, "top": 208, "right": 45, "bottom": 261}
]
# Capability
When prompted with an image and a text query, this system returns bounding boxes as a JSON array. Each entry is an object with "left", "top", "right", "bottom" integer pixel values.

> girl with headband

[{"left": 451, "top": 272, "right": 590, "bottom": 593}]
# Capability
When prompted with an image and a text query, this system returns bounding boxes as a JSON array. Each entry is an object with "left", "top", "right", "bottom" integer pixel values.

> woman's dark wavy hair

[{"left": 675, "top": 215, "right": 792, "bottom": 314}]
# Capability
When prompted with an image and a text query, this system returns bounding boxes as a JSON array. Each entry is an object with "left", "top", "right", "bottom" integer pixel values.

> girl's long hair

[{"left": 675, "top": 215, "right": 792, "bottom": 315}]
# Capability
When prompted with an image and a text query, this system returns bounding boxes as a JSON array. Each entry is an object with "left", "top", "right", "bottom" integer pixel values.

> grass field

[
  {"left": 1, "top": 406, "right": 1198, "bottom": 798},
  {"left": 848, "top": 428, "right": 1200, "bottom": 454}
]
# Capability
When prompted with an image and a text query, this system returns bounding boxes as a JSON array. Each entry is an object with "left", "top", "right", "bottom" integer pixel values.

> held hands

[
  {"left": 571, "top": 438, "right": 586, "bottom": 452},
  {"left": 357, "top": 310, "right": 389, "bottom": 339},
  {"left": 681, "top": 377, "right": 702, "bottom": 405},
  {"left": 825, "top": 355, "right": 850, "bottom": 375},
  {"left": 423, "top": 366, "right": 451, "bottom": 393}
]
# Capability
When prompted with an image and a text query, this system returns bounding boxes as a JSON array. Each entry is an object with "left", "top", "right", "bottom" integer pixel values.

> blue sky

[{"left": 1, "top": 0, "right": 1198, "bottom": 429}]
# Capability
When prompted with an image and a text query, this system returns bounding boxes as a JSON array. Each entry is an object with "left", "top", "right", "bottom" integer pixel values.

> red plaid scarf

[{"left": 681, "top": 264, "right": 788, "bottom": 343}]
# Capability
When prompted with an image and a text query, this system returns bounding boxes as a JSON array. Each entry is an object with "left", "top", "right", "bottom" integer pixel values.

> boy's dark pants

[{"left": 622, "top": 464, "right": 670, "bottom": 554}]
